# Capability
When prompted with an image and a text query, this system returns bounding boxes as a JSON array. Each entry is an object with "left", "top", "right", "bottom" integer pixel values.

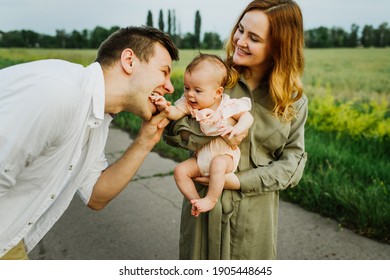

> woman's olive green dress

[{"left": 165, "top": 77, "right": 308, "bottom": 260}]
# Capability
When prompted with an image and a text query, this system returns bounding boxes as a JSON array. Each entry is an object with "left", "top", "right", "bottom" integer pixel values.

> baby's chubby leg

[
  {"left": 192, "top": 154, "right": 234, "bottom": 214},
  {"left": 174, "top": 158, "right": 203, "bottom": 201},
  {"left": 174, "top": 158, "right": 204, "bottom": 217}
]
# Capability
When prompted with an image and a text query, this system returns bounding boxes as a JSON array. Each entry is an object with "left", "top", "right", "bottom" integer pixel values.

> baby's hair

[{"left": 186, "top": 53, "right": 234, "bottom": 88}]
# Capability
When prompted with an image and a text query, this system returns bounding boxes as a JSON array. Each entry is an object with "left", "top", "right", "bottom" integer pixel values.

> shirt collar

[{"left": 88, "top": 62, "right": 105, "bottom": 121}]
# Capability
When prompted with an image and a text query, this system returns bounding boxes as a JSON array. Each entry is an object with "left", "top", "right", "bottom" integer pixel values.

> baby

[{"left": 151, "top": 53, "right": 253, "bottom": 217}]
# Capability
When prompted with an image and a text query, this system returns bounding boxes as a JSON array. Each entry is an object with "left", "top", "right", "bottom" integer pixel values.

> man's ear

[{"left": 121, "top": 48, "right": 135, "bottom": 74}]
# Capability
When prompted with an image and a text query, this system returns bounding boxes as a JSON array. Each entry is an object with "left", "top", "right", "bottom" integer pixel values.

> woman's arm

[{"left": 237, "top": 97, "right": 308, "bottom": 195}]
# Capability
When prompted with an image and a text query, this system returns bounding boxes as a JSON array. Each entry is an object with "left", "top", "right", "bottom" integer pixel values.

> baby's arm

[
  {"left": 150, "top": 95, "right": 187, "bottom": 121},
  {"left": 220, "top": 111, "right": 254, "bottom": 139}
]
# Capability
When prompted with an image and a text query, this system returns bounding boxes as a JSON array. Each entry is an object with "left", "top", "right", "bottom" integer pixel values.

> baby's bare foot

[
  {"left": 190, "top": 199, "right": 201, "bottom": 217},
  {"left": 194, "top": 197, "right": 216, "bottom": 213}
]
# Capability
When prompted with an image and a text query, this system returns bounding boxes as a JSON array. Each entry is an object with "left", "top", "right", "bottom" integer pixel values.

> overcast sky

[{"left": 1, "top": 0, "right": 389, "bottom": 39}]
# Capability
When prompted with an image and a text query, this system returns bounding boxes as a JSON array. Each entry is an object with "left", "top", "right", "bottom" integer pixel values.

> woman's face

[{"left": 232, "top": 9, "right": 272, "bottom": 72}]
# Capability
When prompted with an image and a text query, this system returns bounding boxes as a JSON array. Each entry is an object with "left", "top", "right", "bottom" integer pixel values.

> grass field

[
  {"left": 1, "top": 47, "right": 389, "bottom": 243},
  {"left": 2, "top": 47, "right": 389, "bottom": 100},
  {"left": 303, "top": 48, "right": 390, "bottom": 103},
  {"left": 0, "top": 48, "right": 96, "bottom": 67},
  {"left": 174, "top": 48, "right": 390, "bottom": 102}
]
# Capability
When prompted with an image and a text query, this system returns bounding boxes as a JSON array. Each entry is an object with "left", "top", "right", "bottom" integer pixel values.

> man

[{"left": 0, "top": 26, "right": 179, "bottom": 259}]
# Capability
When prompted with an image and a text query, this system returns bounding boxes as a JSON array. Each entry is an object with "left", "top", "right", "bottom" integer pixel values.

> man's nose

[{"left": 164, "top": 79, "right": 174, "bottom": 94}]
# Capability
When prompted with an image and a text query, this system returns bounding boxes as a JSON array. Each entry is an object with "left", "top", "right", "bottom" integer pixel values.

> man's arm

[{"left": 87, "top": 112, "right": 169, "bottom": 210}]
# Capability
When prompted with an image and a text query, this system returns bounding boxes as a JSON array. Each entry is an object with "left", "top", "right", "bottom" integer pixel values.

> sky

[{"left": 1, "top": 0, "right": 389, "bottom": 39}]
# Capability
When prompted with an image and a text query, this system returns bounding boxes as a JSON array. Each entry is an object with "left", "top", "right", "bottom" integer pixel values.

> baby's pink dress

[{"left": 174, "top": 94, "right": 252, "bottom": 176}]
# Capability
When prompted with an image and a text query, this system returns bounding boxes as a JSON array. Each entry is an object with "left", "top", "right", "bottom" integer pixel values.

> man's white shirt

[{"left": 0, "top": 60, "right": 111, "bottom": 257}]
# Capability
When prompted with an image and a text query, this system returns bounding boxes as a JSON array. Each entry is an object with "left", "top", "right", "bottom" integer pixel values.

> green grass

[
  {"left": 282, "top": 127, "right": 390, "bottom": 243},
  {"left": 0, "top": 48, "right": 96, "bottom": 66},
  {"left": 303, "top": 48, "right": 390, "bottom": 102}
]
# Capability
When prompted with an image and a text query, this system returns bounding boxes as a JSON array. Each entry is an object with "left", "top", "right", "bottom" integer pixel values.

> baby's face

[{"left": 183, "top": 66, "right": 223, "bottom": 111}]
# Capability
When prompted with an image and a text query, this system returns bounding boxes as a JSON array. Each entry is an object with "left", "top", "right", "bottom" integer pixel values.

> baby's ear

[{"left": 216, "top": 86, "right": 224, "bottom": 97}]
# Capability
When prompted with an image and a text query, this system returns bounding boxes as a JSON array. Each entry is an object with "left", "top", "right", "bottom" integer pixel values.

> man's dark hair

[{"left": 95, "top": 26, "right": 179, "bottom": 67}]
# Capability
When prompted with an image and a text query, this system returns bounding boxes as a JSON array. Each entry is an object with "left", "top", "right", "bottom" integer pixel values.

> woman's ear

[{"left": 121, "top": 48, "right": 135, "bottom": 74}]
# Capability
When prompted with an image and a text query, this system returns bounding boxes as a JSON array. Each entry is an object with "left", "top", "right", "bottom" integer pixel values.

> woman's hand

[{"left": 193, "top": 172, "right": 240, "bottom": 191}]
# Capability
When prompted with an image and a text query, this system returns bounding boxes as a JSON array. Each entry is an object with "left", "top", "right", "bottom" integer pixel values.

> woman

[{"left": 165, "top": 0, "right": 307, "bottom": 260}]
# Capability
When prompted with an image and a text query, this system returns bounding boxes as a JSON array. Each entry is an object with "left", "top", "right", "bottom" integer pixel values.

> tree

[
  {"left": 68, "top": 30, "right": 84, "bottom": 48},
  {"left": 158, "top": 9, "right": 164, "bottom": 32},
  {"left": 305, "top": 26, "right": 331, "bottom": 48},
  {"left": 202, "top": 32, "right": 223, "bottom": 49},
  {"left": 375, "top": 22, "right": 389, "bottom": 47},
  {"left": 181, "top": 32, "right": 195, "bottom": 49},
  {"left": 384, "top": 24, "right": 390, "bottom": 47},
  {"left": 194, "top": 10, "right": 201, "bottom": 49},
  {"left": 172, "top": 10, "right": 177, "bottom": 36},
  {"left": 361, "top": 25, "right": 375, "bottom": 47},
  {"left": 146, "top": 10, "right": 153, "bottom": 27},
  {"left": 89, "top": 26, "right": 110, "bottom": 48},
  {"left": 55, "top": 29, "right": 67, "bottom": 48},
  {"left": 0, "top": 31, "right": 24, "bottom": 47},
  {"left": 170, "top": 9, "right": 182, "bottom": 47},
  {"left": 39, "top": 34, "right": 58, "bottom": 48},
  {"left": 20, "top": 30, "right": 40, "bottom": 47},
  {"left": 167, "top": 10, "right": 172, "bottom": 35},
  {"left": 330, "top": 27, "right": 347, "bottom": 47},
  {"left": 347, "top": 24, "right": 359, "bottom": 47}
]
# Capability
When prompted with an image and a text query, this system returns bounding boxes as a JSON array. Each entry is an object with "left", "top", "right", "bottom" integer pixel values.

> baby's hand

[
  {"left": 219, "top": 125, "right": 240, "bottom": 139},
  {"left": 222, "top": 129, "right": 248, "bottom": 149},
  {"left": 149, "top": 94, "right": 171, "bottom": 112}
]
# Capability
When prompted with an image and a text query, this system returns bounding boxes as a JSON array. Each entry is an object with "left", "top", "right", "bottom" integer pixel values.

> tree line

[
  {"left": 306, "top": 23, "right": 390, "bottom": 48},
  {"left": 0, "top": 9, "right": 389, "bottom": 49}
]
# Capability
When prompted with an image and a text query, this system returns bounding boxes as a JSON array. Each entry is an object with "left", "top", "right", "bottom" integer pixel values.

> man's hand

[{"left": 137, "top": 111, "right": 170, "bottom": 148}]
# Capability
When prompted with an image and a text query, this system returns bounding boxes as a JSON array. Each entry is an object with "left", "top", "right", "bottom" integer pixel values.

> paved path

[{"left": 29, "top": 127, "right": 390, "bottom": 260}]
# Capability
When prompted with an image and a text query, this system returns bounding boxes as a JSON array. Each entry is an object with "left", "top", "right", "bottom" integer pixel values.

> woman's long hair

[{"left": 225, "top": 0, "right": 304, "bottom": 122}]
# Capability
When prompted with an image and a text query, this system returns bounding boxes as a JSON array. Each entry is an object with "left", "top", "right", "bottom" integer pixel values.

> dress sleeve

[
  {"left": 163, "top": 116, "right": 216, "bottom": 151},
  {"left": 237, "top": 96, "right": 308, "bottom": 194}
]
